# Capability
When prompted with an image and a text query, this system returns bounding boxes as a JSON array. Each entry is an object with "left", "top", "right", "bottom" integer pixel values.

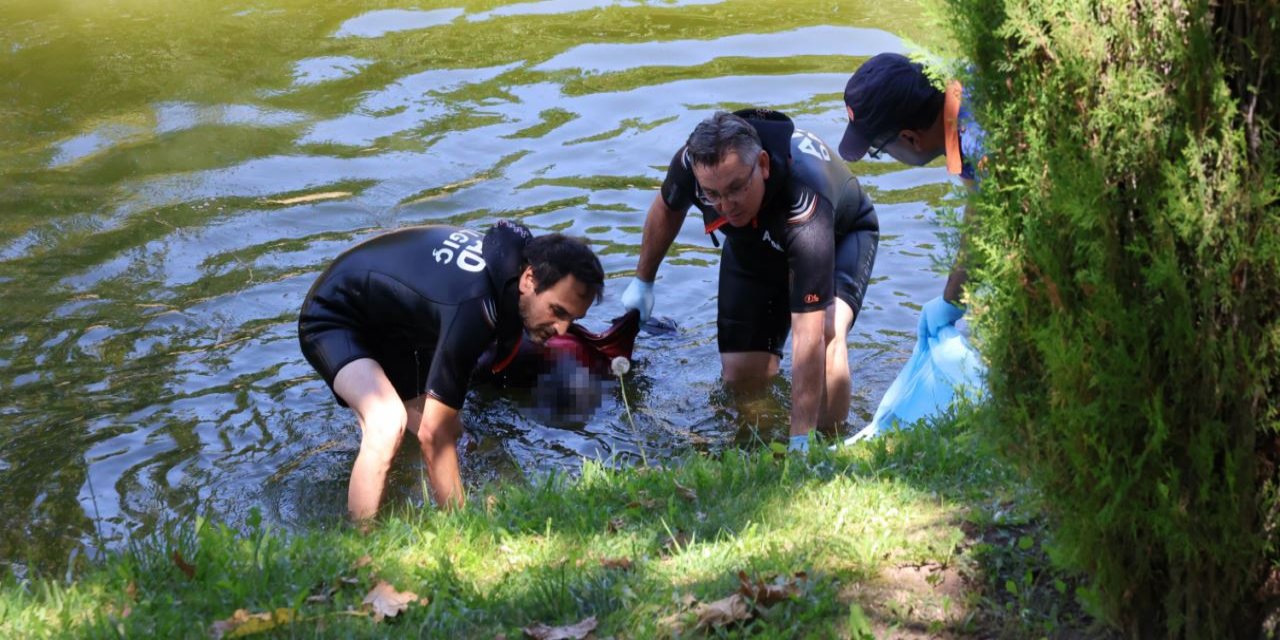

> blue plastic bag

[{"left": 844, "top": 319, "right": 986, "bottom": 443}]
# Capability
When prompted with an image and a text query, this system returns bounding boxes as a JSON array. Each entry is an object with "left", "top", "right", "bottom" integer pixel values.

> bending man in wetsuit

[
  {"left": 298, "top": 221, "right": 604, "bottom": 519},
  {"left": 838, "top": 52, "right": 986, "bottom": 338},
  {"left": 621, "top": 109, "right": 879, "bottom": 451}
]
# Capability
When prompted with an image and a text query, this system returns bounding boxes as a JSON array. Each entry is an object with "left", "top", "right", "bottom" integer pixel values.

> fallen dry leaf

[
  {"left": 661, "top": 530, "right": 692, "bottom": 554},
  {"left": 673, "top": 481, "right": 697, "bottom": 502},
  {"left": 522, "top": 615, "right": 598, "bottom": 640},
  {"left": 624, "top": 490, "right": 657, "bottom": 510},
  {"left": 736, "top": 571, "right": 801, "bottom": 606},
  {"left": 305, "top": 580, "right": 339, "bottom": 604},
  {"left": 125, "top": 580, "right": 138, "bottom": 601},
  {"left": 209, "top": 607, "right": 295, "bottom": 639},
  {"left": 362, "top": 580, "right": 425, "bottom": 622},
  {"left": 350, "top": 555, "right": 373, "bottom": 571},
  {"left": 694, "top": 593, "right": 753, "bottom": 630},
  {"left": 658, "top": 593, "right": 700, "bottom": 634},
  {"left": 172, "top": 551, "right": 196, "bottom": 580},
  {"left": 607, "top": 516, "right": 626, "bottom": 533},
  {"left": 659, "top": 610, "right": 690, "bottom": 636},
  {"left": 264, "top": 191, "right": 352, "bottom": 205},
  {"left": 599, "top": 556, "right": 633, "bottom": 571}
]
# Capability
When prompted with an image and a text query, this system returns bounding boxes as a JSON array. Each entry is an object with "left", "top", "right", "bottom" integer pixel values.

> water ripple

[
  {"left": 535, "top": 25, "right": 904, "bottom": 73},
  {"left": 333, "top": 8, "right": 466, "bottom": 38}
]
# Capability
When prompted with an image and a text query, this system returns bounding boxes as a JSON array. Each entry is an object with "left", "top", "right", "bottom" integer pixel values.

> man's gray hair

[{"left": 686, "top": 111, "right": 763, "bottom": 169}]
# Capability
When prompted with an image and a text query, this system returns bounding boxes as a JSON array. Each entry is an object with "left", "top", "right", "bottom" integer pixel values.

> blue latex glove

[
  {"left": 621, "top": 277, "right": 655, "bottom": 323},
  {"left": 788, "top": 434, "right": 810, "bottom": 453},
  {"left": 917, "top": 296, "right": 965, "bottom": 341}
]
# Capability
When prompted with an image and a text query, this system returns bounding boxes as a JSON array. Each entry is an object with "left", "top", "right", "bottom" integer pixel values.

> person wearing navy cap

[{"left": 839, "top": 52, "right": 987, "bottom": 339}]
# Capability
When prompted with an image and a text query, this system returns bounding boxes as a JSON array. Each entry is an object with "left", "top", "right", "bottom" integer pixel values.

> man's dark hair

[
  {"left": 523, "top": 234, "right": 604, "bottom": 303},
  {"left": 686, "top": 112, "right": 763, "bottom": 169}
]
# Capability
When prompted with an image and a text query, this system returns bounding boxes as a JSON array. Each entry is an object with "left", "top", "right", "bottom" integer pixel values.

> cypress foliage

[{"left": 941, "top": 0, "right": 1280, "bottom": 636}]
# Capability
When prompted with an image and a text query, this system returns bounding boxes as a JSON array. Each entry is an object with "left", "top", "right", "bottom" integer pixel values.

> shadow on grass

[{"left": 0, "top": 409, "right": 1115, "bottom": 638}]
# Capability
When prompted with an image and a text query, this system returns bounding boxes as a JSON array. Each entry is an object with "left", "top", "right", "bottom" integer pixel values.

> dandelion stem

[{"left": 612, "top": 357, "right": 649, "bottom": 467}]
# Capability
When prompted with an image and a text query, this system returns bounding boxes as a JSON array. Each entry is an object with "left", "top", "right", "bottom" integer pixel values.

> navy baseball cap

[{"left": 839, "top": 53, "right": 943, "bottom": 161}]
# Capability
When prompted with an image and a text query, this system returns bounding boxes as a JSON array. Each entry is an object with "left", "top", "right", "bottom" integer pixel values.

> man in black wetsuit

[
  {"left": 298, "top": 220, "right": 604, "bottom": 519},
  {"left": 621, "top": 109, "right": 879, "bottom": 451}
]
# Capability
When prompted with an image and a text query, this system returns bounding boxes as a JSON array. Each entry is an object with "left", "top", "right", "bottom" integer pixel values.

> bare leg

[
  {"left": 720, "top": 351, "right": 780, "bottom": 392},
  {"left": 406, "top": 396, "right": 465, "bottom": 510},
  {"left": 820, "top": 299, "right": 856, "bottom": 430},
  {"left": 722, "top": 351, "right": 780, "bottom": 433},
  {"left": 333, "top": 358, "right": 407, "bottom": 521}
]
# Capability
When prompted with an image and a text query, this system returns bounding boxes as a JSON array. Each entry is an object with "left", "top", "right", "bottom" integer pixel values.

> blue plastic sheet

[{"left": 845, "top": 320, "right": 986, "bottom": 443}]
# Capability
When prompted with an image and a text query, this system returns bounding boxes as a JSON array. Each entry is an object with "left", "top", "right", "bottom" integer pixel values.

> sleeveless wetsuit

[
  {"left": 660, "top": 109, "right": 879, "bottom": 355},
  {"left": 297, "top": 221, "right": 529, "bottom": 409}
]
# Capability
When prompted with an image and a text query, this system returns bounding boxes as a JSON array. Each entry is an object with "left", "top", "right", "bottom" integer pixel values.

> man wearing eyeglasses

[
  {"left": 621, "top": 108, "right": 879, "bottom": 452},
  {"left": 838, "top": 52, "right": 987, "bottom": 338}
]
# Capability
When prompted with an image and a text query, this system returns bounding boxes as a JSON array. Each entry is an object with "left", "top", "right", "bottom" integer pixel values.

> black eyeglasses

[
  {"left": 867, "top": 132, "right": 898, "bottom": 160},
  {"left": 700, "top": 161, "right": 759, "bottom": 205}
]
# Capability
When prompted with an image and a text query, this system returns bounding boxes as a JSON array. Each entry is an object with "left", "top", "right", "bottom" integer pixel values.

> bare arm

[
  {"left": 943, "top": 262, "right": 967, "bottom": 304},
  {"left": 944, "top": 180, "right": 979, "bottom": 304},
  {"left": 788, "top": 308, "right": 827, "bottom": 437},
  {"left": 635, "top": 192, "right": 689, "bottom": 281}
]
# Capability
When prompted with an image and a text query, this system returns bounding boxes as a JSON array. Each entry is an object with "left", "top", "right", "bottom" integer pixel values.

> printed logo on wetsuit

[
  {"left": 792, "top": 130, "right": 831, "bottom": 162},
  {"left": 788, "top": 191, "right": 817, "bottom": 224},
  {"left": 432, "top": 229, "right": 486, "bottom": 273},
  {"left": 804, "top": 293, "right": 820, "bottom": 304},
  {"left": 761, "top": 230, "right": 783, "bottom": 252}
]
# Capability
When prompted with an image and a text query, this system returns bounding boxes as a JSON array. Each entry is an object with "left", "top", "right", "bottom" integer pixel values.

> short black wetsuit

[
  {"left": 297, "top": 221, "right": 530, "bottom": 410},
  {"left": 660, "top": 109, "right": 879, "bottom": 356}
]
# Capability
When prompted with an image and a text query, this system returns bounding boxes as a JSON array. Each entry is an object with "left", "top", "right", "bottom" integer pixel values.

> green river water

[{"left": 0, "top": 0, "right": 957, "bottom": 576}]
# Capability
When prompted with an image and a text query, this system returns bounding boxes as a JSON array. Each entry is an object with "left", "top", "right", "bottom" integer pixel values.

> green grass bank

[{"left": 0, "top": 416, "right": 1109, "bottom": 638}]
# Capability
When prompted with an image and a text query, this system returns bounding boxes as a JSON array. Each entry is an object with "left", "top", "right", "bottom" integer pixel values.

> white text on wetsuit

[{"left": 433, "top": 230, "right": 485, "bottom": 273}]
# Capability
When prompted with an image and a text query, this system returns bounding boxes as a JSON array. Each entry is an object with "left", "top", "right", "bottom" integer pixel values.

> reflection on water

[
  {"left": 533, "top": 25, "right": 902, "bottom": 73},
  {"left": 0, "top": 0, "right": 958, "bottom": 575},
  {"left": 291, "top": 56, "right": 373, "bottom": 86},
  {"left": 470, "top": 0, "right": 730, "bottom": 23},
  {"left": 335, "top": 8, "right": 467, "bottom": 37}
]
